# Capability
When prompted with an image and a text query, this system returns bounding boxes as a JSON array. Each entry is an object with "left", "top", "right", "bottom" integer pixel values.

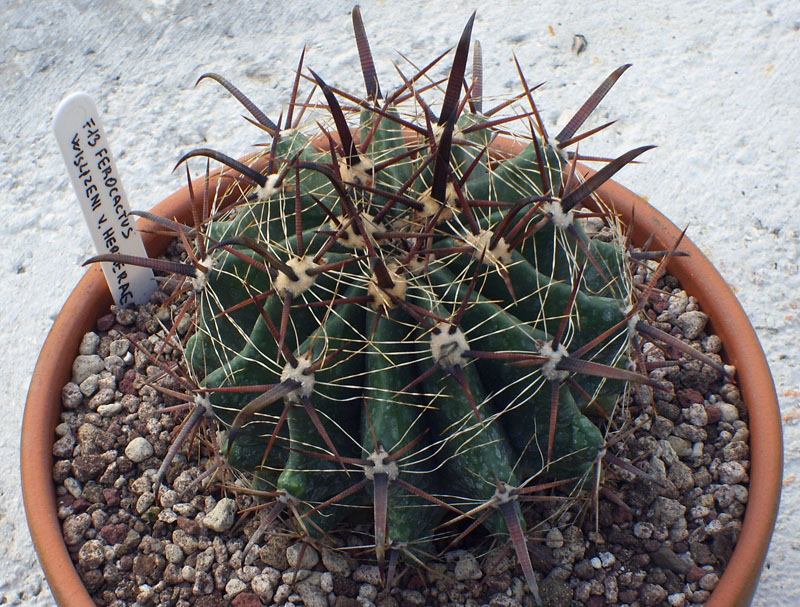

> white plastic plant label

[{"left": 54, "top": 92, "right": 156, "bottom": 306}]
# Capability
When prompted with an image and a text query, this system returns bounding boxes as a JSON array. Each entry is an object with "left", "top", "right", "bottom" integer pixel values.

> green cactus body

[
  {"left": 276, "top": 291, "right": 365, "bottom": 518},
  {"left": 123, "top": 7, "right": 661, "bottom": 595},
  {"left": 426, "top": 263, "right": 606, "bottom": 479},
  {"left": 362, "top": 307, "right": 443, "bottom": 553},
  {"left": 424, "top": 349, "right": 522, "bottom": 538}
]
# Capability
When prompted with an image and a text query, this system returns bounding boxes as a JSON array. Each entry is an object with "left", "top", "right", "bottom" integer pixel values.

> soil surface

[
  {"left": 53, "top": 240, "right": 749, "bottom": 607},
  {"left": 5, "top": 3, "right": 795, "bottom": 606}
]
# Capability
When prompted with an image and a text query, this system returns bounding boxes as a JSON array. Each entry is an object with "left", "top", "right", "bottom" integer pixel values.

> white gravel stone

[
  {"left": 79, "top": 332, "right": 100, "bottom": 355},
  {"left": 62, "top": 382, "right": 85, "bottom": 408},
  {"left": 104, "top": 355, "right": 125, "bottom": 376},
  {"left": 229, "top": 548, "right": 244, "bottom": 570},
  {"left": 692, "top": 589, "right": 711, "bottom": 602},
  {"left": 718, "top": 402, "right": 740, "bottom": 422},
  {"left": 402, "top": 590, "right": 425, "bottom": 607},
  {"left": 705, "top": 519, "right": 725, "bottom": 535},
  {"left": 718, "top": 461, "right": 748, "bottom": 484},
  {"left": 158, "top": 487, "right": 178, "bottom": 509},
  {"left": 699, "top": 572, "right": 720, "bottom": 591},
  {"left": 598, "top": 551, "right": 616, "bottom": 568},
  {"left": 358, "top": 584, "right": 378, "bottom": 601},
  {"left": 194, "top": 571, "right": 215, "bottom": 595},
  {"left": 352, "top": 564, "right": 382, "bottom": 585},
  {"left": 262, "top": 566, "right": 281, "bottom": 587},
  {"left": 575, "top": 581, "right": 591, "bottom": 602},
  {"left": 732, "top": 426, "right": 749, "bottom": 443},
  {"left": 321, "top": 548, "right": 352, "bottom": 576},
  {"left": 239, "top": 565, "right": 260, "bottom": 583},
  {"left": 701, "top": 334, "right": 722, "bottom": 353},
  {"left": 667, "top": 593, "right": 687, "bottom": 607},
  {"left": 648, "top": 497, "right": 686, "bottom": 528},
  {"left": 172, "top": 502, "right": 197, "bottom": 517},
  {"left": 97, "top": 402, "right": 123, "bottom": 417},
  {"left": 135, "top": 492, "right": 155, "bottom": 514},
  {"left": 553, "top": 525, "right": 585, "bottom": 564},
  {"left": 633, "top": 521, "right": 654, "bottom": 539},
  {"left": 225, "top": 577, "right": 247, "bottom": 597},
  {"left": 158, "top": 510, "right": 178, "bottom": 525},
  {"left": 604, "top": 576, "right": 619, "bottom": 603},
  {"left": 53, "top": 434, "right": 75, "bottom": 459},
  {"left": 286, "top": 542, "right": 320, "bottom": 569},
  {"left": 251, "top": 574, "right": 275, "bottom": 601},
  {"left": 669, "top": 517, "right": 689, "bottom": 541},
  {"left": 732, "top": 484, "right": 749, "bottom": 504},
  {"left": 273, "top": 583, "right": 292, "bottom": 604},
  {"left": 72, "top": 355, "right": 105, "bottom": 384},
  {"left": 667, "top": 435, "right": 693, "bottom": 458},
  {"left": 64, "top": 477, "right": 82, "bottom": 498},
  {"left": 172, "top": 529, "right": 198, "bottom": 555},
  {"left": 546, "top": 527, "right": 564, "bottom": 548},
  {"left": 282, "top": 569, "right": 312, "bottom": 584},
  {"left": 129, "top": 476, "right": 151, "bottom": 496},
  {"left": 676, "top": 310, "right": 708, "bottom": 339},
  {"left": 181, "top": 565, "right": 196, "bottom": 583},
  {"left": 77, "top": 539, "right": 105, "bottom": 569},
  {"left": 298, "top": 581, "right": 328, "bottom": 607},
  {"left": 125, "top": 436, "right": 153, "bottom": 462},
  {"left": 686, "top": 403, "right": 708, "bottom": 426},
  {"left": 165, "top": 543, "right": 185, "bottom": 564},
  {"left": 195, "top": 547, "right": 215, "bottom": 572},
  {"left": 109, "top": 338, "right": 130, "bottom": 357},
  {"left": 203, "top": 497, "right": 237, "bottom": 532},
  {"left": 662, "top": 290, "right": 689, "bottom": 320},
  {"left": 453, "top": 552, "right": 482, "bottom": 581}
]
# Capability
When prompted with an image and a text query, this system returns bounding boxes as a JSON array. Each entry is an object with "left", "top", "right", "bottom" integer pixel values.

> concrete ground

[{"left": 1, "top": 1, "right": 797, "bottom": 604}]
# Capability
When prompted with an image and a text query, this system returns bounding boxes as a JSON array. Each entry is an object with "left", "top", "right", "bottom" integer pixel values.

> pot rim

[
  {"left": 21, "top": 164, "right": 782, "bottom": 607},
  {"left": 581, "top": 168, "right": 782, "bottom": 607}
]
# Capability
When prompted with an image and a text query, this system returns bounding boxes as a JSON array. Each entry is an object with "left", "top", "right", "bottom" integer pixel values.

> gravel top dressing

[
  {"left": 53, "top": 240, "right": 749, "bottom": 607},
  {"left": 4, "top": 3, "right": 795, "bottom": 605}
]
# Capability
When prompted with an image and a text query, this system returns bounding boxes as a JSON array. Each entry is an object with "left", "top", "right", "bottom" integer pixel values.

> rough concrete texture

[{"left": 2, "top": 1, "right": 797, "bottom": 604}]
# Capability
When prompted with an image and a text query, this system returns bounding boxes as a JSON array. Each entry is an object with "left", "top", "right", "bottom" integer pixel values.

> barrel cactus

[{"left": 84, "top": 6, "right": 720, "bottom": 602}]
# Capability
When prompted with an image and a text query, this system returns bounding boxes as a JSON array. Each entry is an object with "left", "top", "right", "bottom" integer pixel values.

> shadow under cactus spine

[{"left": 83, "top": 6, "right": 732, "bottom": 602}]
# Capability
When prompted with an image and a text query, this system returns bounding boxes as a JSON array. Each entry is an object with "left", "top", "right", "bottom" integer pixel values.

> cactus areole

[{"left": 82, "top": 6, "right": 694, "bottom": 601}]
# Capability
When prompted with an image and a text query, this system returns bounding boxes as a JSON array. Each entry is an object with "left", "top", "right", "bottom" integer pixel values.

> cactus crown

[{"left": 83, "top": 6, "right": 729, "bottom": 601}]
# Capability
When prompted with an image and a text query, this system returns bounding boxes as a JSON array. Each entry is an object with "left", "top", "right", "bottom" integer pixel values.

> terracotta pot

[
  {"left": 22, "top": 164, "right": 782, "bottom": 606},
  {"left": 580, "top": 170, "right": 783, "bottom": 607}
]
